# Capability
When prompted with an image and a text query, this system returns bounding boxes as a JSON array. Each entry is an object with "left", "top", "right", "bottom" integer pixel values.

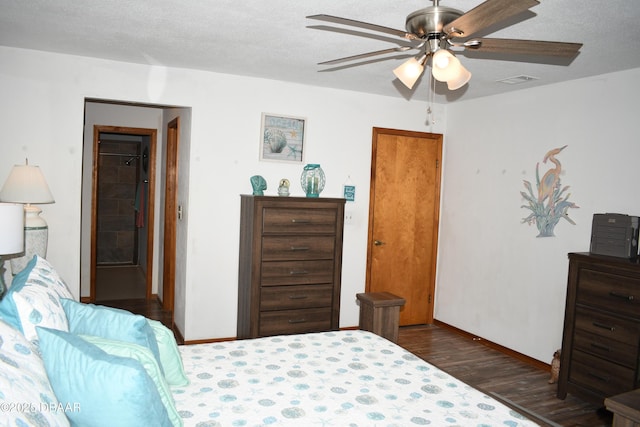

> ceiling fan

[{"left": 307, "top": 0, "right": 582, "bottom": 91}]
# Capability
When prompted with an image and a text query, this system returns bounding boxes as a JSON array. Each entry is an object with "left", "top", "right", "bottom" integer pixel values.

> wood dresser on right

[{"left": 558, "top": 252, "right": 640, "bottom": 405}]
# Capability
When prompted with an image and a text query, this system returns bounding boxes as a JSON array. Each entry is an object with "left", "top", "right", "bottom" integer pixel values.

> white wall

[
  {"left": 438, "top": 67, "right": 640, "bottom": 362},
  {"left": 0, "top": 46, "right": 445, "bottom": 341}
]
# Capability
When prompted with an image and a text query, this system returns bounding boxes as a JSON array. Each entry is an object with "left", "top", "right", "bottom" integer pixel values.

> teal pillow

[
  {"left": 80, "top": 334, "right": 182, "bottom": 427},
  {"left": 147, "top": 319, "right": 189, "bottom": 387},
  {"left": 61, "top": 298, "right": 163, "bottom": 374},
  {"left": 36, "top": 327, "right": 171, "bottom": 427}
]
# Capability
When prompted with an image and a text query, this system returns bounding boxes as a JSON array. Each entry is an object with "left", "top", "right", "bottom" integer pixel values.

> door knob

[{"left": 374, "top": 240, "right": 385, "bottom": 246}]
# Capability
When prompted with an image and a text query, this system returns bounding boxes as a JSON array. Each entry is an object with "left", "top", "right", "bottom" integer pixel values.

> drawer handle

[
  {"left": 290, "top": 246, "right": 310, "bottom": 251},
  {"left": 288, "top": 295, "right": 308, "bottom": 300},
  {"left": 590, "top": 342, "right": 611, "bottom": 352},
  {"left": 291, "top": 219, "right": 311, "bottom": 224},
  {"left": 289, "top": 270, "right": 309, "bottom": 275},
  {"left": 609, "top": 291, "right": 635, "bottom": 301},
  {"left": 592, "top": 321, "right": 615, "bottom": 332},
  {"left": 587, "top": 371, "right": 610, "bottom": 383},
  {"left": 288, "top": 318, "right": 307, "bottom": 324}
]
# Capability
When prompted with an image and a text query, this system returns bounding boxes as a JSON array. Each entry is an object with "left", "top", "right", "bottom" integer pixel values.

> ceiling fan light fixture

[
  {"left": 432, "top": 49, "right": 453, "bottom": 69},
  {"left": 431, "top": 49, "right": 457, "bottom": 82},
  {"left": 446, "top": 63, "right": 471, "bottom": 90},
  {"left": 430, "top": 49, "right": 471, "bottom": 89},
  {"left": 309, "top": 0, "right": 582, "bottom": 99},
  {"left": 393, "top": 55, "right": 426, "bottom": 89}
]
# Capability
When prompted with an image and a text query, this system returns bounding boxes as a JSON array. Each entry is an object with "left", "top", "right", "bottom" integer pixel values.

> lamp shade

[
  {"left": 446, "top": 62, "right": 472, "bottom": 90},
  {"left": 431, "top": 49, "right": 471, "bottom": 90},
  {"left": 0, "top": 164, "right": 54, "bottom": 204},
  {"left": 0, "top": 203, "right": 24, "bottom": 255},
  {"left": 431, "top": 49, "right": 458, "bottom": 82},
  {"left": 393, "top": 56, "right": 425, "bottom": 90}
]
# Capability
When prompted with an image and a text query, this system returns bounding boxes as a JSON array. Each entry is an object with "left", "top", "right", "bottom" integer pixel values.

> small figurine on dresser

[
  {"left": 250, "top": 175, "right": 267, "bottom": 196},
  {"left": 548, "top": 349, "right": 561, "bottom": 384},
  {"left": 277, "top": 179, "right": 290, "bottom": 197}
]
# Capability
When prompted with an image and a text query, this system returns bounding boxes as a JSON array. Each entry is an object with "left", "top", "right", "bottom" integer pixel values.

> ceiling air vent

[{"left": 497, "top": 75, "right": 539, "bottom": 85}]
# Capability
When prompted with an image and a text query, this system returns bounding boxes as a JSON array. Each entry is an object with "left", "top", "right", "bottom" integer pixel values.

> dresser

[
  {"left": 558, "top": 252, "right": 640, "bottom": 405},
  {"left": 237, "top": 195, "right": 345, "bottom": 339}
]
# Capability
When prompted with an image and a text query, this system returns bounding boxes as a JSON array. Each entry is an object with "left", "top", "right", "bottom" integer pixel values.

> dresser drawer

[
  {"left": 573, "top": 330, "right": 638, "bottom": 368},
  {"left": 259, "top": 307, "right": 333, "bottom": 336},
  {"left": 575, "top": 307, "right": 640, "bottom": 344},
  {"left": 578, "top": 269, "right": 640, "bottom": 317},
  {"left": 260, "top": 284, "right": 333, "bottom": 311},
  {"left": 570, "top": 350, "right": 636, "bottom": 397},
  {"left": 574, "top": 308, "right": 640, "bottom": 368},
  {"left": 261, "top": 260, "right": 334, "bottom": 286},
  {"left": 262, "top": 236, "right": 335, "bottom": 261},
  {"left": 263, "top": 208, "right": 337, "bottom": 234}
]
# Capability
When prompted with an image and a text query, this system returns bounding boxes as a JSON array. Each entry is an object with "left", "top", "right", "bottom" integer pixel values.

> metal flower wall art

[{"left": 521, "top": 145, "right": 579, "bottom": 237}]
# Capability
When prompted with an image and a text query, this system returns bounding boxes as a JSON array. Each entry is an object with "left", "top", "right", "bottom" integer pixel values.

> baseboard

[
  {"left": 180, "top": 326, "right": 360, "bottom": 346},
  {"left": 79, "top": 293, "right": 159, "bottom": 304},
  {"left": 433, "top": 319, "right": 551, "bottom": 371},
  {"left": 172, "top": 323, "right": 186, "bottom": 345}
]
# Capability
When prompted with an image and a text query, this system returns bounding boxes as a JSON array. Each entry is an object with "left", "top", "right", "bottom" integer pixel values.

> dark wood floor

[
  {"left": 95, "top": 265, "right": 146, "bottom": 301},
  {"left": 108, "top": 298, "right": 612, "bottom": 427},
  {"left": 397, "top": 325, "right": 613, "bottom": 427},
  {"left": 98, "top": 297, "right": 173, "bottom": 331}
]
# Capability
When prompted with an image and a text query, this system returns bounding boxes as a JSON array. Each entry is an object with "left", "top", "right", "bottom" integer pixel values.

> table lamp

[
  {"left": 0, "top": 202, "right": 25, "bottom": 295},
  {"left": 0, "top": 160, "right": 55, "bottom": 274}
]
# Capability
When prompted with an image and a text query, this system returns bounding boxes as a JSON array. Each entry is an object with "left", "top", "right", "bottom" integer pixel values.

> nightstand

[
  {"left": 605, "top": 389, "right": 640, "bottom": 427},
  {"left": 356, "top": 292, "right": 405, "bottom": 343}
]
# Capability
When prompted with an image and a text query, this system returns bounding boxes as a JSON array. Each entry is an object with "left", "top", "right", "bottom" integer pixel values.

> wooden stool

[
  {"left": 605, "top": 389, "right": 640, "bottom": 427},
  {"left": 356, "top": 292, "right": 405, "bottom": 343}
]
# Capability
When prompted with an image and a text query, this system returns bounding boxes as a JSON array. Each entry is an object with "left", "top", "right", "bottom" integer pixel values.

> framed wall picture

[{"left": 260, "top": 113, "right": 306, "bottom": 163}]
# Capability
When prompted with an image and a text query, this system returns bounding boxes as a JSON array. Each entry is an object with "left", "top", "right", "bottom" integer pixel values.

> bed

[
  {"left": 0, "top": 256, "right": 539, "bottom": 426},
  {"left": 172, "top": 330, "right": 539, "bottom": 426}
]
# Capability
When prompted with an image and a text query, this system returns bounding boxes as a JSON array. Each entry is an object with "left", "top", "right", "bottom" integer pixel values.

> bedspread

[{"left": 172, "top": 330, "right": 539, "bottom": 426}]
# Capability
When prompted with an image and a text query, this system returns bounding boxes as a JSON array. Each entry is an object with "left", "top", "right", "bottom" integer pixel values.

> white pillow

[
  {"left": 0, "top": 256, "right": 69, "bottom": 346},
  {"left": 27, "top": 255, "right": 74, "bottom": 299},
  {"left": 0, "top": 319, "right": 70, "bottom": 427}
]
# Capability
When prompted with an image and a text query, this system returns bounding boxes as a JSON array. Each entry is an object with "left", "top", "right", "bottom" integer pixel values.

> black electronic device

[{"left": 590, "top": 213, "right": 639, "bottom": 259}]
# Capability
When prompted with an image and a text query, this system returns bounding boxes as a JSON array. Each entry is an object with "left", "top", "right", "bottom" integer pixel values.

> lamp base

[
  {"left": 0, "top": 257, "right": 7, "bottom": 296},
  {"left": 9, "top": 205, "right": 48, "bottom": 274}
]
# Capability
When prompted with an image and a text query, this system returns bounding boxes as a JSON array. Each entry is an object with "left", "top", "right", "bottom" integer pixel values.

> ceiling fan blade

[
  {"left": 445, "top": 0, "right": 539, "bottom": 38},
  {"left": 307, "top": 14, "right": 419, "bottom": 40},
  {"left": 318, "top": 46, "right": 416, "bottom": 65},
  {"left": 465, "top": 38, "right": 582, "bottom": 57}
]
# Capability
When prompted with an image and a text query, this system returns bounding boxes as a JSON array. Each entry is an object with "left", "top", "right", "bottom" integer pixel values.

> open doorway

[
  {"left": 91, "top": 126, "right": 156, "bottom": 302},
  {"left": 81, "top": 100, "right": 191, "bottom": 335}
]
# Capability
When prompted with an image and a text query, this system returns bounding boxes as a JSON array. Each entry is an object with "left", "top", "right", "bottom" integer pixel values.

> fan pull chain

[{"left": 426, "top": 64, "right": 436, "bottom": 125}]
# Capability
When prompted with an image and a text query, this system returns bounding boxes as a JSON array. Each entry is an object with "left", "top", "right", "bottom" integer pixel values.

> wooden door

[
  {"left": 366, "top": 128, "right": 442, "bottom": 326},
  {"left": 162, "top": 118, "right": 179, "bottom": 311}
]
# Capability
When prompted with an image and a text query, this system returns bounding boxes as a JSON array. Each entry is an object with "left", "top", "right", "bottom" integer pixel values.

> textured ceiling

[{"left": 1, "top": 0, "right": 639, "bottom": 103}]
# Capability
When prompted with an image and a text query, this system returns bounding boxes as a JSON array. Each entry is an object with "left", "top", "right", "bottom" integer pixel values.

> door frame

[
  {"left": 162, "top": 117, "right": 179, "bottom": 312},
  {"left": 90, "top": 125, "right": 157, "bottom": 301},
  {"left": 365, "top": 127, "right": 442, "bottom": 324}
]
